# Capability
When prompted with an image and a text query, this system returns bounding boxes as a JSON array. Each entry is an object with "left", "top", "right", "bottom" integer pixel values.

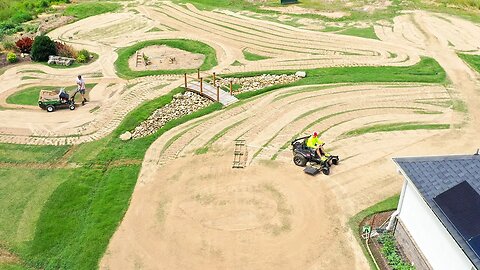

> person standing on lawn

[{"left": 76, "top": 75, "right": 87, "bottom": 104}]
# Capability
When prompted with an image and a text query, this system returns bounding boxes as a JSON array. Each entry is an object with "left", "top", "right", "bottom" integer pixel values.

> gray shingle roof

[{"left": 393, "top": 154, "right": 480, "bottom": 269}]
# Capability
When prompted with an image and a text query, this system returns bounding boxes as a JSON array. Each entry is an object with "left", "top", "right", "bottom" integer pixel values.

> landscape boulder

[
  {"left": 120, "top": 131, "right": 132, "bottom": 141},
  {"left": 295, "top": 71, "right": 307, "bottom": 78}
]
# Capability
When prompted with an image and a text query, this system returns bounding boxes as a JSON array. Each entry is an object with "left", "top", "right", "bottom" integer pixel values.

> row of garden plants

[
  {"left": 1, "top": 35, "right": 92, "bottom": 65},
  {"left": 378, "top": 232, "right": 416, "bottom": 270}
]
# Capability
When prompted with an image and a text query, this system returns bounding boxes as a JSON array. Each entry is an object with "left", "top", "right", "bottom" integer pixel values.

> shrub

[
  {"left": 76, "top": 54, "right": 87, "bottom": 63},
  {"left": 78, "top": 49, "right": 90, "bottom": 59},
  {"left": 7, "top": 52, "right": 18, "bottom": 63},
  {"left": 2, "top": 40, "right": 17, "bottom": 52},
  {"left": 16, "top": 37, "right": 33, "bottom": 53},
  {"left": 76, "top": 49, "right": 90, "bottom": 63},
  {"left": 55, "top": 41, "right": 77, "bottom": 58},
  {"left": 31, "top": 35, "right": 56, "bottom": 62}
]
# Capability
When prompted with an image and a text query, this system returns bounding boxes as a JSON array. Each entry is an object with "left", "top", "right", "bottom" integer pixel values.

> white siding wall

[{"left": 398, "top": 182, "right": 474, "bottom": 270}]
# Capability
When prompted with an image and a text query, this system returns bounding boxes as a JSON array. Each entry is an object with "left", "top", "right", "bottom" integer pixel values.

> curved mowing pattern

[
  {"left": 135, "top": 83, "right": 456, "bottom": 177},
  {"left": 140, "top": 3, "right": 420, "bottom": 73},
  {"left": 102, "top": 82, "right": 461, "bottom": 270}
]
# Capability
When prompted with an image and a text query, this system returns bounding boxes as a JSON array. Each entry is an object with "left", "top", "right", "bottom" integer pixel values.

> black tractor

[{"left": 291, "top": 136, "right": 339, "bottom": 175}]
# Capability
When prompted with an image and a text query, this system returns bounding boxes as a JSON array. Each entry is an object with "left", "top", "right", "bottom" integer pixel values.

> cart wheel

[
  {"left": 322, "top": 166, "right": 330, "bottom": 175},
  {"left": 46, "top": 105, "right": 55, "bottom": 112},
  {"left": 69, "top": 104, "right": 75, "bottom": 110}
]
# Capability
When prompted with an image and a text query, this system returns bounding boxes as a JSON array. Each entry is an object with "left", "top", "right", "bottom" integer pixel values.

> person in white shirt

[{"left": 76, "top": 75, "right": 87, "bottom": 103}]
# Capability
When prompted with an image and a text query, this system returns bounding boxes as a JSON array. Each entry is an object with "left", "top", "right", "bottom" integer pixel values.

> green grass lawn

[
  {"left": 337, "top": 27, "right": 379, "bottom": 40},
  {"left": 6, "top": 84, "right": 96, "bottom": 106},
  {"left": 459, "top": 53, "right": 480, "bottom": 73},
  {"left": 64, "top": 2, "right": 121, "bottom": 19},
  {"left": 115, "top": 39, "right": 217, "bottom": 79},
  {"left": 0, "top": 143, "right": 69, "bottom": 163},
  {"left": 242, "top": 49, "right": 270, "bottom": 61},
  {"left": 348, "top": 195, "right": 400, "bottom": 270},
  {"left": 226, "top": 57, "right": 446, "bottom": 100}
]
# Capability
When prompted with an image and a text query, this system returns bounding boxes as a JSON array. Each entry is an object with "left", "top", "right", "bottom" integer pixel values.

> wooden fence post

[
  {"left": 197, "top": 69, "right": 200, "bottom": 79},
  {"left": 217, "top": 85, "right": 220, "bottom": 102},
  {"left": 213, "top": 72, "right": 216, "bottom": 86},
  {"left": 229, "top": 80, "right": 233, "bottom": 95},
  {"left": 200, "top": 77, "right": 203, "bottom": 95},
  {"left": 184, "top": 73, "right": 187, "bottom": 89}
]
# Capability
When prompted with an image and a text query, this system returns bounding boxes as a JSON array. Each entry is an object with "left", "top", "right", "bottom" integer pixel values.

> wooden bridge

[{"left": 184, "top": 72, "right": 238, "bottom": 106}]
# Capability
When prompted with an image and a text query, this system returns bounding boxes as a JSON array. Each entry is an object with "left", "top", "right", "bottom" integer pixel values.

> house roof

[{"left": 393, "top": 154, "right": 480, "bottom": 269}]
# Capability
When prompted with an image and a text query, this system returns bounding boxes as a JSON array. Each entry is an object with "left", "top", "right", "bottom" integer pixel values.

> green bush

[
  {"left": 76, "top": 49, "right": 89, "bottom": 63},
  {"left": 77, "top": 49, "right": 89, "bottom": 59},
  {"left": 76, "top": 54, "right": 87, "bottom": 63},
  {"left": 6, "top": 52, "right": 17, "bottom": 63},
  {"left": 30, "top": 35, "right": 56, "bottom": 62}
]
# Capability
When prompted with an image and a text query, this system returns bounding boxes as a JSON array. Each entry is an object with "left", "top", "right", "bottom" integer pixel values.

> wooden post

[
  {"left": 229, "top": 80, "right": 233, "bottom": 95},
  {"left": 200, "top": 77, "right": 203, "bottom": 94},
  {"left": 213, "top": 72, "right": 216, "bottom": 86},
  {"left": 216, "top": 85, "right": 220, "bottom": 102},
  {"left": 184, "top": 73, "right": 187, "bottom": 89},
  {"left": 197, "top": 69, "right": 200, "bottom": 79}
]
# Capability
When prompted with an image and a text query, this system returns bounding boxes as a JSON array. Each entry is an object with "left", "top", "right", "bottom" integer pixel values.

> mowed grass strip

[
  {"left": 0, "top": 143, "right": 69, "bottom": 163},
  {"left": 243, "top": 49, "right": 270, "bottom": 61},
  {"left": 6, "top": 84, "right": 96, "bottom": 106},
  {"left": 459, "top": 53, "right": 480, "bottom": 73},
  {"left": 337, "top": 27, "right": 379, "bottom": 40},
  {"left": 343, "top": 122, "right": 450, "bottom": 137},
  {"left": 115, "top": 39, "right": 217, "bottom": 79},
  {"left": 64, "top": 2, "right": 121, "bottom": 19},
  {"left": 225, "top": 57, "right": 446, "bottom": 100}
]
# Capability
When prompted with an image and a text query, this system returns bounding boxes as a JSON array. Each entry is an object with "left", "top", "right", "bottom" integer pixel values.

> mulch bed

[
  {"left": 0, "top": 53, "right": 31, "bottom": 68},
  {"left": 360, "top": 211, "right": 394, "bottom": 270}
]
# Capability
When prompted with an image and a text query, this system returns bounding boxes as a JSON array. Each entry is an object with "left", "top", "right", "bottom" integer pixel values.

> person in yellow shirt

[{"left": 306, "top": 132, "right": 328, "bottom": 161}]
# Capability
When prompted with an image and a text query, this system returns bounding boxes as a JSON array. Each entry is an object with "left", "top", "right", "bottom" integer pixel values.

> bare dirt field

[
  {"left": 128, "top": 45, "right": 205, "bottom": 71},
  {"left": 1, "top": 1, "right": 480, "bottom": 269}
]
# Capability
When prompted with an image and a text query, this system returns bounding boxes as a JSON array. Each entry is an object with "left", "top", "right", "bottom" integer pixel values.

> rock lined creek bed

[
  {"left": 123, "top": 92, "right": 213, "bottom": 140},
  {"left": 216, "top": 74, "right": 302, "bottom": 94},
  {"left": 121, "top": 74, "right": 303, "bottom": 140}
]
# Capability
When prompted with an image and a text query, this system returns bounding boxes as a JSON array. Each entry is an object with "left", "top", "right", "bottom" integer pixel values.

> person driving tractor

[{"left": 306, "top": 132, "right": 329, "bottom": 161}]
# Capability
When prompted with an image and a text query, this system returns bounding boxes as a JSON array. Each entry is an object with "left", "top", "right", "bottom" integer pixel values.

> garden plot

[{"left": 128, "top": 45, "right": 205, "bottom": 71}]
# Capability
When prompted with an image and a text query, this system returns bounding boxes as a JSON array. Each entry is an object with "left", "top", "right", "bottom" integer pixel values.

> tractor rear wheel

[{"left": 293, "top": 154, "right": 307, "bottom": 167}]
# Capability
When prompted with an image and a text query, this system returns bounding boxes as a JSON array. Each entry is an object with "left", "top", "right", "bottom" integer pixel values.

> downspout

[{"left": 386, "top": 175, "right": 408, "bottom": 231}]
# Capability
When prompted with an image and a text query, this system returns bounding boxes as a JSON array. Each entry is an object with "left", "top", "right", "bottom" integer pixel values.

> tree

[{"left": 31, "top": 35, "right": 56, "bottom": 62}]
